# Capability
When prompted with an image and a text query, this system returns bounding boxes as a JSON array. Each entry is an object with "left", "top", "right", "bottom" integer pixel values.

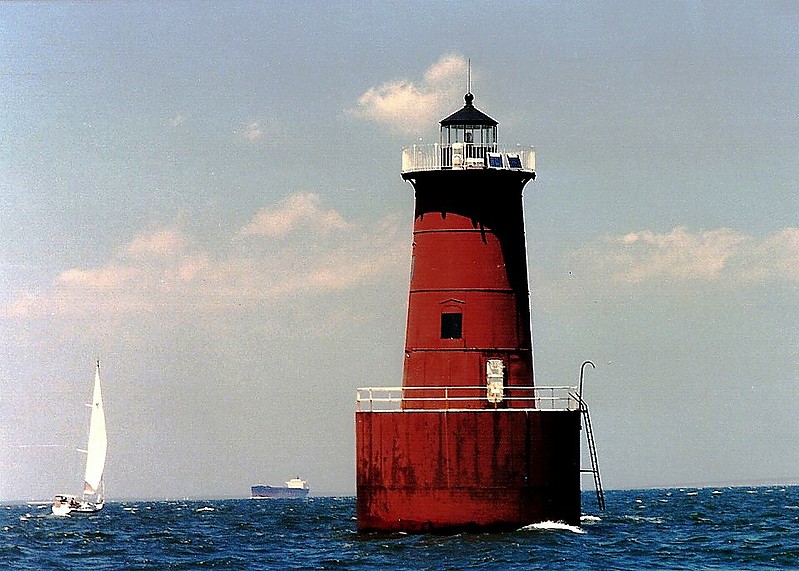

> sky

[{"left": 1, "top": 1, "right": 797, "bottom": 501}]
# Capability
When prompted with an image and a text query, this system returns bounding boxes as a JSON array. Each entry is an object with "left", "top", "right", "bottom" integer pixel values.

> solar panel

[
  {"left": 506, "top": 154, "right": 523, "bottom": 169},
  {"left": 487, "top": 153, "right": 503, "bottom": 168}
]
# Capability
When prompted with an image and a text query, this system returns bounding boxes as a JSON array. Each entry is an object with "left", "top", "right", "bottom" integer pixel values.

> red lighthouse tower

[{"left": 356, "top": 92, "right": 601, "bottom": 532}]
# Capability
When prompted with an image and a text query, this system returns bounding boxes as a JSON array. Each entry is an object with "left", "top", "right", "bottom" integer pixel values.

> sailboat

[{"left": 52, "top": 360, "right": 107, "bottom": 516}]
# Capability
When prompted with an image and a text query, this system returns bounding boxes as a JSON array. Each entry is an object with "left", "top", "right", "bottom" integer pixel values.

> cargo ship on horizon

[{"left": 250, "top": 478, "right": 309, "bottom": 500}]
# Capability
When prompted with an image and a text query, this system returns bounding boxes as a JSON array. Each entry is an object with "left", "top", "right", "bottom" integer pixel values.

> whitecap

[
  {"left": 520, "top": 520, "right": 585, "bottom": 534},
  {"left": 623, "top": 515, "right": 663, "bottom": 524},
  {"left": 580, "top": 514, "right": 601, "bottom": 522},
  {"left": 196, "top": 506, "right": 215, "bottom": 512}
]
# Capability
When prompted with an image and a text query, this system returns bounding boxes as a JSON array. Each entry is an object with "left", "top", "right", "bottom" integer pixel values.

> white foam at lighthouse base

[
  {"left": 519, "top": 520, "right": 585, "bottom": 534},
  {"left": 580, "top": 514, "right": 602, "bottom": 522}
]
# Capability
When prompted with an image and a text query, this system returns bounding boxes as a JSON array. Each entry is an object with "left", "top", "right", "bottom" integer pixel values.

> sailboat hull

[
  {"left": 51, "top": 502, "right": 71, "bottom": 516},
  {"left": 51, "top": 495, "right": 103, "bottom": 516},
  {"left": 71, "top": 503, "right": 103, "bottom": 514}
]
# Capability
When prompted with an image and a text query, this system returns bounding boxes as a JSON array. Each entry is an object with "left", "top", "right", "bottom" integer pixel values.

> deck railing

[
  {"left": 355, "top": 385, "right": 578, "bottom": 412},
  {"left": 401, "top": 144, "right": 535, "bottom": 174}
]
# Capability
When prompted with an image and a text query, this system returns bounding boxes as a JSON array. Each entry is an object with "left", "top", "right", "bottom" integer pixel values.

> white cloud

[
  {"left": 126, "top": 227, "right": 186, "bottom": 259},
  {"left": 349, "top": 54, "right": 468, "bottom": 134},
  {"left": 423, "top": 54, "right": 468, "bottom": 85},
  {"left": 168, "top": 113, "right": 186, "bottom": 127},
  {"left": 573, "top": 226, "right": 799, "bottom": 285},
  {"left": 241, "top": 121, "right": 263, "bottom": 141},
  {"left": 727, "top": 228, "right": 799, "bottom": 283},
  {"left": 3, "top": 194, "right": 407, "bottom": 321},
  {"left": 239, "top": 193, "right": 352, "bottom": 237}
]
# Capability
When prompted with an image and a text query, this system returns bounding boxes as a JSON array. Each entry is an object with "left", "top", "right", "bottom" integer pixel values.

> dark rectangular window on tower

[{"left": 440, "top": 313, "right": 463, "bottom": 339}]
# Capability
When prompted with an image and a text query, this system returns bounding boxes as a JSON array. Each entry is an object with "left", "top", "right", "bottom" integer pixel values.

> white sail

[{"left": 82, "top": 361, "right": 107, "bottom": 496}]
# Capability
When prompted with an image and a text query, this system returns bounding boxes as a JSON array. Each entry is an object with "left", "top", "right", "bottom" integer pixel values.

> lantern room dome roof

[{"left": 440, "top": 93, "right": 498, "bottom": 127}]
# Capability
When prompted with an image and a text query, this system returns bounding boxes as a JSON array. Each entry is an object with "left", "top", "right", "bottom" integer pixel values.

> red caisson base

[{"left": 356, "top": 409, "right": 581, "bottom": 532}]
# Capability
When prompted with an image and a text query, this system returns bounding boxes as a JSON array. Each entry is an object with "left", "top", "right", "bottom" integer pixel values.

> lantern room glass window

[{"left": 440, "top": 123, "right": 497, "bottom": 148}]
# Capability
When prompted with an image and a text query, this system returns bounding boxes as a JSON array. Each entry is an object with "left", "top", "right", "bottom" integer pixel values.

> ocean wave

[
  {"left": 519, "top": 520, "right": 585, "bottom": 534},
  {"left": 1, "top": 489, "right": 797, "bottom": 569},
  {"left": 623, "top": 514, "right": 663, "bottom": 524},
  {"left": 580, "top": 514, "right": 601, "bottom": 522}
]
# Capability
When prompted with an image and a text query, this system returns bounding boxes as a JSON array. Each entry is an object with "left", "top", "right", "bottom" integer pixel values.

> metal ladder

[
  {"left": 580, "top": 403, "right": 606, "bottom": 510},
  {"left": 577, "top": 360, "right": 605, "bottom": 511}
]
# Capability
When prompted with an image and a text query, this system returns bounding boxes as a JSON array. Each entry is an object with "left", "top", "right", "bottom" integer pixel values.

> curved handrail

[{"left": 578, "top": 360, "right": 595, "bottom": 410}]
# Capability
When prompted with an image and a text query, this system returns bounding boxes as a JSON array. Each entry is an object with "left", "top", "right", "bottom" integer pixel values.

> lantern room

[
  {"left": 401, "top": 92, "right": 534, "bottom": 173},
  {"left": 439, "top": 92, "right": 498, "bottom": 148}
]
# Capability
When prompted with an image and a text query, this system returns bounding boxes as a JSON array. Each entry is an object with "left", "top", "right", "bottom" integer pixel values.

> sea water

[{"left": 1, "top": 486, "right": 797, "bottom": 570}]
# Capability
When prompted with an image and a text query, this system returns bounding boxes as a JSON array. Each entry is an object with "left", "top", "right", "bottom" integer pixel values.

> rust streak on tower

[{"left": 356, "top": 91, "right": 595, "bottom": 532}]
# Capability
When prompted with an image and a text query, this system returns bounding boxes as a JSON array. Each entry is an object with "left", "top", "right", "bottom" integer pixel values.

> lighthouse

[{"left": 356, "top": 91, "right": 602, "bottom": 532}]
